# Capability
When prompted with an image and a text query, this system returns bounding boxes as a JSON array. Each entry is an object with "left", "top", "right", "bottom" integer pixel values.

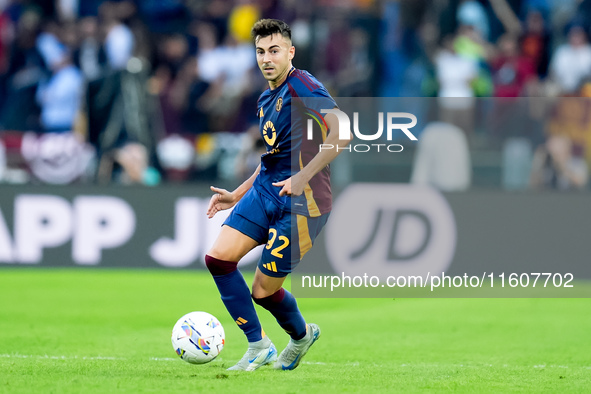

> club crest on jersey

[
  {"left": 276, "top": 97, "right": 283, "bottom": 112},
  {"left": 263, "top": 120, "right": 277, "bottom": 146}
]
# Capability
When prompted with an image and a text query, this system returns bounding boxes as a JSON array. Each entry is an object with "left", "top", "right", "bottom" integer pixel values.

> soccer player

[{"left": 205, "top": 19, "right": 351, "bottom": 371}]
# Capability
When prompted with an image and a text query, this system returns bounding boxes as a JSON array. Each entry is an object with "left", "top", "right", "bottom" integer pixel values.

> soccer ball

[{"left": 171, "top": 311, "right": 225, "bottom": 364}]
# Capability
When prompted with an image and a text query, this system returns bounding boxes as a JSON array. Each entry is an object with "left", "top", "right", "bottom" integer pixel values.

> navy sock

[
  {"left": 253, "top": 288, "right": 307, "bottom": 340},
  {"left": 205, "top": 255, "right": 263, "bottom": 343}
]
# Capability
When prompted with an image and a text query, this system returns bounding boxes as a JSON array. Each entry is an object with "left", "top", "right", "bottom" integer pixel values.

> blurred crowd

[
  {"left": 0, "top": 0, "right": 589, "bottom": 191},
  {"left": 397, "top": 0, "right": 591, "bottom": 191}
]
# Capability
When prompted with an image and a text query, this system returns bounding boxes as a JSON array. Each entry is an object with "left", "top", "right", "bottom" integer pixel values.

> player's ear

[{"left": 289, "top": 46, "right": 295, "bottom": 60}]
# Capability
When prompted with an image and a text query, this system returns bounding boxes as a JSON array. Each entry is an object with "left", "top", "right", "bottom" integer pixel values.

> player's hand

[
  {"left": 207, "top": 186, "right": 236, "bottom": 218},
  {"left": 272, "top": 175, "right": 305, "bottom": 197}
]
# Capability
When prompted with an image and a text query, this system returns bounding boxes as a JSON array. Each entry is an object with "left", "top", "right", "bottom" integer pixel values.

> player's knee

[
  {"left": 251, "top": 291, "right": 268, "bottom": 306},
  {"left": 204, "top": 254, "right": 237, "bottom": 276},
  {"left": 252, "top": 287, "right": 285, "bottom": 306},
  {"left": 251, "top": 284, "right": 271, "bottom": 301}
]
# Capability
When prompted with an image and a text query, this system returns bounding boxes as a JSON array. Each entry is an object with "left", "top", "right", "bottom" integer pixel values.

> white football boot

[
  {"left": 227, "top": 336, "right": 277, "bottom": 371},
  {"left": 274, "top": 323, "right": 321, "bottom": 370}
]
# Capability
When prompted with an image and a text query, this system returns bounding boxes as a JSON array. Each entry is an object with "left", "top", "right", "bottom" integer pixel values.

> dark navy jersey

[{"left": 252, "top": 67, "right": 337, "bottom": 217}]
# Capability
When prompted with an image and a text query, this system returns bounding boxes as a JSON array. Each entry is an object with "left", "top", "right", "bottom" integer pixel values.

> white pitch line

[
  {"left": 0, "top": 354, "right": 121, "bottom": 361},
  {"left": 0, "top": 354, "right": 126, "bottom": 361},
  {"left": 0, "top": 355, "right": 345, "bottom": 366},
  {"left": 0, "top": 355, "right": 588, "bottom": 370}
]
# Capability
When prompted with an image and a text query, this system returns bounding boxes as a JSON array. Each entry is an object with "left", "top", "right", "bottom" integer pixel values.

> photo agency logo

[{"left": 305, "top": 108, "right": 418, "bottom": 153}]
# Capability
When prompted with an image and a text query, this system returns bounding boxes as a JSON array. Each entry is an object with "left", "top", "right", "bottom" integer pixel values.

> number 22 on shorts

[{"left": 266, "top": 228, "right": 289, "bottom": 258}]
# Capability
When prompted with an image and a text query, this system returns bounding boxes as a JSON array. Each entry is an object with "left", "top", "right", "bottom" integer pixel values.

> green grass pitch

[{"left": 1, "top": 269, "right": 590, "bottom": 393}]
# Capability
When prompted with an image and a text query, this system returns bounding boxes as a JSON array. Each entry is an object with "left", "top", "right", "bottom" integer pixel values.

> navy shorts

[{"left": 223, "top": 187, "right": 329, "bottom": 278}]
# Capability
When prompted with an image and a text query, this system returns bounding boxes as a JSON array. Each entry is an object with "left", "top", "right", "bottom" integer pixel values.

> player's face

[{"left": 255, "top": 33, "right": 294, "bottom": 88}]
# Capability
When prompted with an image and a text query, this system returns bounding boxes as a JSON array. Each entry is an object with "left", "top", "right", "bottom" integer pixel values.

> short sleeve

[{"left": 288, "top": 70, "right": 337, "bottom": 115}]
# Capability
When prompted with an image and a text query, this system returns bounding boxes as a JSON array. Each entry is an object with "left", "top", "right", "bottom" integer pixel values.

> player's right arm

[{"left": 206, "top": 164, "right": 261, "bottom": 218}]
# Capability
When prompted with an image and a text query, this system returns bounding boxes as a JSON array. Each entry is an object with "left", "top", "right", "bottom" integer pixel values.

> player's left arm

[{"left": 273, "top": 110, "right": 353, "bottom": 196}]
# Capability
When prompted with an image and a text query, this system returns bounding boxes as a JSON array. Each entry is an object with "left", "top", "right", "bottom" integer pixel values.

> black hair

[{"left": 251, "top": 19, "right": 291, "bottom": 42}]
